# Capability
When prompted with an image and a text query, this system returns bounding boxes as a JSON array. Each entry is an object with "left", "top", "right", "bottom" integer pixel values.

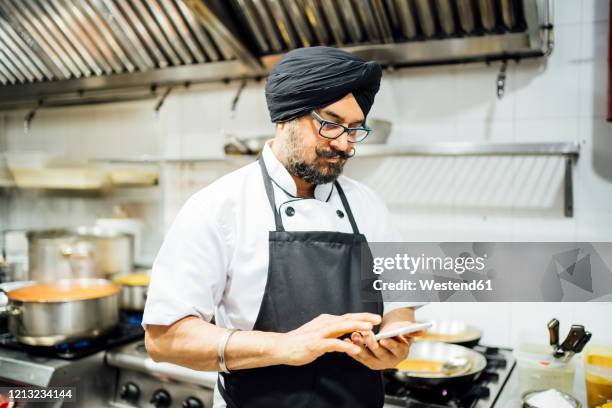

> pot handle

[
  {"left": 59, "top": 244, "right": 74, "bottom": 257},
  {"left": 6, "top": 303, "right": 22, "bottom": 316},
  {"left": 0, "top": 286, "right": 9, "bottom": 317}
]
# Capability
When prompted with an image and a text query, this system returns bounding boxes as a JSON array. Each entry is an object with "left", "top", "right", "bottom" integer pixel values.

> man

[{"left": 143, "top": 47, "right": 425, "bottom": 408}]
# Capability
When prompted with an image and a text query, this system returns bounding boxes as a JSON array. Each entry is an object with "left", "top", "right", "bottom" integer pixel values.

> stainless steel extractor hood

[
  {"left": 237, "top": 0, "right": 552, "bottom": 69},
  {"left": 0, "top": 0, "right": 553, "bottom": 110}
]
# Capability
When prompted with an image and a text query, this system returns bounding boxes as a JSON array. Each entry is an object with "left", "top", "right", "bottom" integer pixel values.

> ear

[{"left": 273, "top": 123, "right": 286, "bottom": 145}]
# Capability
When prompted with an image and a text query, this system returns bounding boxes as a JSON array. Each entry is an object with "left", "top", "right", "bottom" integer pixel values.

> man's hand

[
  {"left": 273, "top": 313, "right": 381, "bottom": 366},
  {"left": 347, "top": 320, "right": 423, "bottom": 370}
]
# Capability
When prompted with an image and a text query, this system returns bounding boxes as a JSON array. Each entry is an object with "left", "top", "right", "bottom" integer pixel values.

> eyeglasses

[{"left": 311, "top": 110, "right": 371, "bottom": 143}]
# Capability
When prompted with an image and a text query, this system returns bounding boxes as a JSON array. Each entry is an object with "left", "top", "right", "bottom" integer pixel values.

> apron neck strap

[
  {"left": 258, "top": 155, "right": 285, "bottom": 232},
  {"left": 334, "top": 181, "right": 360, "bottom": 234},
  {"left": 258, "top": 154, "right": 361, "bottom": 235}
]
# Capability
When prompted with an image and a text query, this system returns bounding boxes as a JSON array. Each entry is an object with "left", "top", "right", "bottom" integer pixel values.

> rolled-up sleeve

[{"left": 142, "top": 195, "right": 229, "bottom": 328}]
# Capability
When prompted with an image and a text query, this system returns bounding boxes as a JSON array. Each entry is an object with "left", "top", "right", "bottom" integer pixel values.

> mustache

[{"left": 316, "top": 147, "right": 351, "bottom": 159}]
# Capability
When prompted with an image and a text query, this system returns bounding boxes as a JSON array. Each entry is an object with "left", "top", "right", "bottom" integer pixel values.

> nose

[{"left": 329, "top": 131, "right": 351, "bottom": 154}]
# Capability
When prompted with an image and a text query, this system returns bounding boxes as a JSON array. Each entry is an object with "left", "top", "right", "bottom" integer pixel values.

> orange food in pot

[
  {"left": 8, "top": 281, "right": 119, "bottom": 302},
  {"left": 114, "top": 273, "right": 150, "bottom": 286}
]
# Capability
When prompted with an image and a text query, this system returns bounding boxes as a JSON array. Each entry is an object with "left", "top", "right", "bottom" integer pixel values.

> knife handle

[
  {"left": 560, "top": 324, "right": 585, "bottom": 352},
  {"left": 548, "top": 318, "right": 560, "bottom": 347},
  {"left": 574, "top": 331, "right": 592, "bottom": 354}
]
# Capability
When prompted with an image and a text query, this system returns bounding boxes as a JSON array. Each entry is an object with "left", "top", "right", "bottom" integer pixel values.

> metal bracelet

[{"left": 217, "top": 328, "right": 239, "bottom": 374}]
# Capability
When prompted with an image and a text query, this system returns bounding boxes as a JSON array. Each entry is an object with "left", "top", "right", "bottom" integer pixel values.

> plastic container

[
  {"left": 515, "top": 344, "right": 576, "bottom": 395},
  {"left": 584, "top": 346, "right": 612, "bottom": 408}
]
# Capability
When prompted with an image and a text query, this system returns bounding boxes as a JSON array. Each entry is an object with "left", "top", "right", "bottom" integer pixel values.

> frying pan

[
  {"left": 391, "top": 342, "right": 487, "bottom": 396},
  {"left": 417, "top": 320, "right": 482, "bottom": 348}
]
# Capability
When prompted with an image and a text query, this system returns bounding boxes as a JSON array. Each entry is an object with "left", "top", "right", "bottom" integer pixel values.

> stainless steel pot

[
  {"left": 2, "top": 278, "right": 120, "bottom": 346},
  {"left": 118, "top": 284, "right": 147, "bottom": 311},
  {"left": 27, "top": 227, "right": 133, "bottom": 281},
  {"left": 114, "top": 272, "right": 150, "bottom": 311}
]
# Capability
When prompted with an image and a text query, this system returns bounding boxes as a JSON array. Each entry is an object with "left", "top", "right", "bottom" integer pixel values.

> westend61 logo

[
  {"left": 372, "top": 253, "right": 487, "bottom": 275},
  {"left": 365, "top": 242, "right": 612, "bottom": 301}
]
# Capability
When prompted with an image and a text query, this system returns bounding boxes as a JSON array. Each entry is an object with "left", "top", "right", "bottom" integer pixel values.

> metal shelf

[
  {"left": 354, "top": 142, "right": 580, "bottom": 217},
  {"left": 90, "top": 155, "right": 252, "bottom": 164},
  {"left": 355, "top": 142, "right": 580, "bottom": 157},
  {"left": 92, "top": 142, "right": 581, "bottom": 217}
]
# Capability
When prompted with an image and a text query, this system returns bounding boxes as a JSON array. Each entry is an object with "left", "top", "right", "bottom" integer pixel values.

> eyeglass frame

[{"left": 310, "top": 110, "right": 371, "bottom": 143}]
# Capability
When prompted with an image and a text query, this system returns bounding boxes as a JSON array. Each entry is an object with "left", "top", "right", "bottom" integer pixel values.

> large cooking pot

[
  {"left": 417, "top": 320, "right": 482, "bottom": 348},
  {"left": 391, "top": 341, "right": 487, "bottom": 396},
  {"left": 0, "top": 280, "right": 34, "bottom": 333},
  {"left": 113, "top": 272, "right": 149, "bottom": 311},
  {"left": 1, "top": 278, "right": 120, "bottom": 346},
  {"left": 27, "top": 227, "right": 133, "bottom": 281}
]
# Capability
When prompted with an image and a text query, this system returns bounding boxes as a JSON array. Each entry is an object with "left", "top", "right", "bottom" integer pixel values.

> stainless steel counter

[{"left": 0, "top": 346, "right": 117, "bottom": 407}]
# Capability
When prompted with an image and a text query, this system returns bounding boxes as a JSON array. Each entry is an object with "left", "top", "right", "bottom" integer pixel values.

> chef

[{"left": 143, "top": 46, "right": 426, "bottom": 408}]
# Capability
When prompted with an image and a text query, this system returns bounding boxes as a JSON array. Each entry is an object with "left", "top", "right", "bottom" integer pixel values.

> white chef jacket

[{"left": 142, "top": 143, "right": 426, "bottom": 406}]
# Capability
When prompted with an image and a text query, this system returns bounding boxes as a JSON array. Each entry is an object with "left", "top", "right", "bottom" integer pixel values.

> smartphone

[{"left": 374, "top": 321, "right": 433, "bottom": 341}]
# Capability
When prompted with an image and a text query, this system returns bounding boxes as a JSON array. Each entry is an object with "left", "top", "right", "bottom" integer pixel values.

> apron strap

[
  {"left": 217, "top": 374, "right": 240, "bottom": 408},
  {"left": 258, "top": 155, "right": 285, "bottom": 232},
  {"left": 334, "top": 181, "right": 360, "bottom": 235}
]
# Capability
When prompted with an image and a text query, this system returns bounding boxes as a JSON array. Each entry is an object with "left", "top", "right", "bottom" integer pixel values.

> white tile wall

[
  {"left": 579, "top": 21, "right": 610, "bottom": 118},
  {"left": 514, "top": 27, "right": 582, "bottom": 120},
  {"left": 582, "top": 0, "right": 610, "bottom": 23},
  {"left": 0, "top": 0, "right": 610, "bottom": 347},
  {"left": 555, "top": 0, "right": 584, "bottom": 25}
]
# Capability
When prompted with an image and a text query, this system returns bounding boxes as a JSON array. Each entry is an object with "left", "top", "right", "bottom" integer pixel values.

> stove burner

[
  {"left": 0, "top": 312, "right": 144, "bottom": 360},
  {"left": 125, "top": 311, "right": 144, "bottom": 327}
]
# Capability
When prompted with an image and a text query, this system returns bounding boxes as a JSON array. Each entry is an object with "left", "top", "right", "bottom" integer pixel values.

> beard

[{"left": 282, "top": 120, "right": 351, "bottom": 185}]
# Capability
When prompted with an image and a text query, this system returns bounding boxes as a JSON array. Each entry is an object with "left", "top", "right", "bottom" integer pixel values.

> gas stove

[
  {"left": 0, "top": 312, "right": 216, "bottom": 408},
  {"left": 383, "top": 345, "right": 515, "bottom": 408},
  {"left": 106, "top": 340, "right": 216, "bottom": 408},
  {"left": 0, "top": 312, "right": 144, "bottom": 407},
  {"left": 0, "top": 313, "right": 144, "bottom": 360}
]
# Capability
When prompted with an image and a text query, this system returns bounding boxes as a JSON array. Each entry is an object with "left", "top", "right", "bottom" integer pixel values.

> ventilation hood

[{"left": 0, "top": 0, "right": 553, "bottom": 110}]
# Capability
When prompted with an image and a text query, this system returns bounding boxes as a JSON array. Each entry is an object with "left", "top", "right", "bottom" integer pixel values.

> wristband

[{"left": 218, "top": 328, "right": 239, "bottom": 374}]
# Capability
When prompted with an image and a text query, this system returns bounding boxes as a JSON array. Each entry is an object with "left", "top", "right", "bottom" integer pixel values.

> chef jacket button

[
  {"left": 285, "top": 206, "right": 295, "bottom": 216},
  {"left": 336, "top": 210, "right": 345, "bottom": 218}
]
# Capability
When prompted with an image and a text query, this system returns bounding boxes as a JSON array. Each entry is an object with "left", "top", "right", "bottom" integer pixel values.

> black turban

[{"left": 265, "top": 46, "right": 382, "bottom": 123}]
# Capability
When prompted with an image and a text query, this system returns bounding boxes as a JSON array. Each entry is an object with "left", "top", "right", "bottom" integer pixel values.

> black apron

[{"left": 218, "top": 156, "right": 384, "bottom": 408}]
